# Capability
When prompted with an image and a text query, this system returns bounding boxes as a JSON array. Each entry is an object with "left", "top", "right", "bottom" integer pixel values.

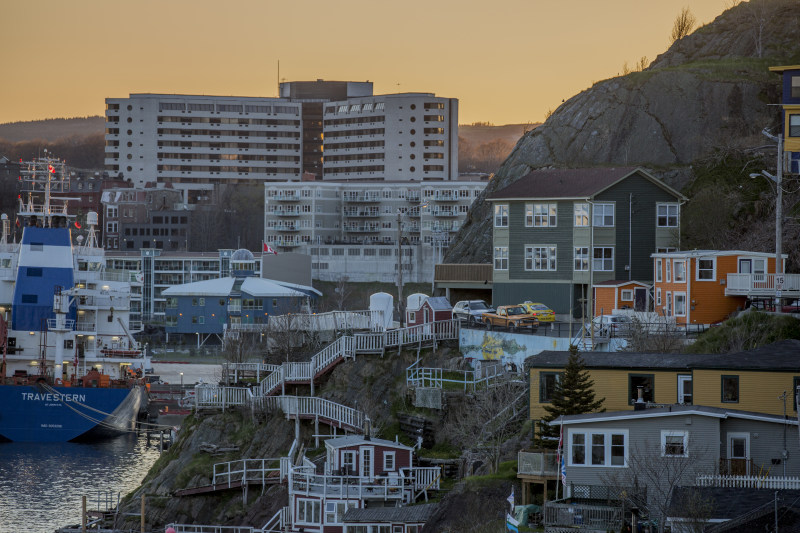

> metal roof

[
  {"left": 325, "top": 435, "right": 414, "bottom": 451},
  {"left": 549, "top": 404, "right": 799, "bottom": 427},
  {"left": 425, "top": 297, "right": 452, "bottom": 311},
  {"left": 344, "top": 503, "right": 438, "bottom": 523}
]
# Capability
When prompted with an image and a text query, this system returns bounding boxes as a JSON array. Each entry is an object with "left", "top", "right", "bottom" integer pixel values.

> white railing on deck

[
  {"left": 227, "top": 309, "right": 384, "bottom": 334},
  {"left": 726, "top": 273, "right": 800, "bottom": 294},
  {"left": 194, "top": 386, "right": 252, "bottom": 409},
  {"left": 406, "top": 359, "right": 509, "bottom": 391},
  {"left": 213, "top": 458, "right": 284, "bottom": 487},
  {"left": 260, "top": 507, "right": 288, "bottom": 533},
  {"left": 400, "top": 466, "right": 441, "bottom": 491},
  {"left": 258, "top": 395, "right": 365, "bottom": 431},
  {"left": 288, "top": 470, "right": 408, "bottom": 501},
  {"left": 164, "top": 525, "right": 255, "bottom": 533},
  {"left": 696, "top": 474, "right": 800, "bottom": 489}
]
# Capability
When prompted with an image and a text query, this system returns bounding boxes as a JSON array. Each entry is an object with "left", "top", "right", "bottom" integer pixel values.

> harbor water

[{"left": 0, "top": 432, "right": 161, "bottom": 533}]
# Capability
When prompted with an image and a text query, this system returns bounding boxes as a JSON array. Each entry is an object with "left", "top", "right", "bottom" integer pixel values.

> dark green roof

[
  {"left": 344, "top": 504, "right": 438, "bottom": 523},
  {"left": 526, "top": 339, "right": 800, "bottom": 372}
]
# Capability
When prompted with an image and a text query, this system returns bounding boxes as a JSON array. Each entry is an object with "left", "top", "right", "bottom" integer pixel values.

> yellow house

[{"left": 526, "top": 339, "right": 800, "bottom": 434}]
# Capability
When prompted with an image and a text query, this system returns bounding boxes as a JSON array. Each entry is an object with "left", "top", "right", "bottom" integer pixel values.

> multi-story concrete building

[
  {"left": 264, "top": 180, "right": 485, "bottom": 283},
  {"left": 101, "top": 186, "right": 190, "bottom": 251},
  {"left": 104, "top": 81, "right": 458, "bottom": 203}
]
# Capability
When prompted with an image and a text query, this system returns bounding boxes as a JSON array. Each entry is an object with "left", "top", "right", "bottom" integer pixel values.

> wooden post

[
  {"left": 81, "top": 495, "right": 86, "bottom": 533},
  {"left": 140, "top": 493, "right": 145, "bottom": 533}
]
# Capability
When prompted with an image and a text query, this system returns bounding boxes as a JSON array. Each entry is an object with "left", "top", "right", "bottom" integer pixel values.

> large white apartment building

[
  {"left": 105, "top": 81, "right": 458, "bottom": 203},
  {"left": 264, "top": 180, "right": 486, "bottom": 283}
]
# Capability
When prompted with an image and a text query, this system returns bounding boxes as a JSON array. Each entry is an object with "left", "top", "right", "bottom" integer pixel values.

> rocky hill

[
  {"left": 445, "top": 0, "right": 800, "bottom": 265},
  {"left": 0, "top": 116, "right": 104, "bottom": 143}
]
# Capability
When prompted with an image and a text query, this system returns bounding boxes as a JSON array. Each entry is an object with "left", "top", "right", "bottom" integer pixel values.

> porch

[
  {"left": 517, "top": 450, "right": 559, "bottom": 505},
  {"left": 725, "top": 273, "right": 800, "bottom": 297}
]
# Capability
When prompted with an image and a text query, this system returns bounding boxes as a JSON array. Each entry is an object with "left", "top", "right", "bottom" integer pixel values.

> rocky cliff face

[{"left": 446, "top": 0, "right": 800, "bottom": 264}]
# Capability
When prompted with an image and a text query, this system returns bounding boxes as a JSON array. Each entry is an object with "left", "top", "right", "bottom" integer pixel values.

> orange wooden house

[
  {"left": 651, "top": 250, "right": 789, "bottom": 326},
  {"left": 593, "top": 280, "right": 651, "bottom": 316}
]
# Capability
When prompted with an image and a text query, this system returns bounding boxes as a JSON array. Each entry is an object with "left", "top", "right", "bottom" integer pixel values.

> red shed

[{"left": 406, "top": 296, "right": 452, "bottom": 327}]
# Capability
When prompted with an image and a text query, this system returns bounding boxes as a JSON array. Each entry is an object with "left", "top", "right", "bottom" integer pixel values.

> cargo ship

[{"left": 0, "top": 155, "right": 149, "bottom": 442}]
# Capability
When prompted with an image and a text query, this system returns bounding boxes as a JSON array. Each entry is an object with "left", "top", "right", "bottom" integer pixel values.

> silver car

[{"left": 452, "top": 300, "right": 495, "bottom": 326}]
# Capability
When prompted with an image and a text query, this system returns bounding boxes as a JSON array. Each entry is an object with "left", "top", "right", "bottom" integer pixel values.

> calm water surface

[{"left": 0, "top": 433, "right": 161, "bottom": 533}]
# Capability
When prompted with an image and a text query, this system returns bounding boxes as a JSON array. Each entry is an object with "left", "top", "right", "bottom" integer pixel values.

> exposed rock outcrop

[{"left": 446, "top": 0, "right": 800, "bottom": 265}]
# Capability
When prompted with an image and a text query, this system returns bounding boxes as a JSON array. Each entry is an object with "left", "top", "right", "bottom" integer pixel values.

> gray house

[
  {"left": 545, "top": 405, "right": 800, "bottom": 532},
  {"left": 488, "top": 167, "right": 686, "bottom": 315}
]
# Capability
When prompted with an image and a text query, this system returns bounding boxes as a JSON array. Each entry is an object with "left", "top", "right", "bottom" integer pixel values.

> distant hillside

[
  {"left": 0, "top": 116, "right": 104, "bottom": 143},
  {"left": 459, "top": 123, "right": 536, "bottom": 147},
  {"left": 459, "top": 123, "right": 539, "bottom": 174}
]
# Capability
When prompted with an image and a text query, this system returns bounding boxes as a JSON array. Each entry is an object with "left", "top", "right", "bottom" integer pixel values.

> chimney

[
  {"left": 363, "top": 417, "right": 371, "bottom": 440},
  {"left": 634, "top": 386, "right": 646, "bottom": 411}
]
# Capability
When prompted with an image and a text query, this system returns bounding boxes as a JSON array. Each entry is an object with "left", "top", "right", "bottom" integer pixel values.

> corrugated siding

[
  {"left": 493, "top": 282, "right": 572, "bottom": 312},
  {"left": 595, "top": 174, "right": 680, "bottom": 281},
  {"left": 529, "top": 368, "right": 682, "bottom": 421},
  {"left": 692, "top": 369, "right": 800, "bottom": 416},
  {"left": 721, "top": 418, "right": 800, "bottom": 476}
]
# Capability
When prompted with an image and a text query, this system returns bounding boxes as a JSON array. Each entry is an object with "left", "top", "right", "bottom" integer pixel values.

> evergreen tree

[{"left": 537, "top": 345, "right": 605, "bottom": 447}]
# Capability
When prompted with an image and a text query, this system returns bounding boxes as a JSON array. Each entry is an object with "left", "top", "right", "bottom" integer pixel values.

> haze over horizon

[{"left": 2, "top": 0, "right": 730, "bottom": 126}]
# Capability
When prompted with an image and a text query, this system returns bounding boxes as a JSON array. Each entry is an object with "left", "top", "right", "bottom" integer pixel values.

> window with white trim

[
  {"left": 656, "top": 288, "right": 662, "bottom": 306},
  {"left": 494, "top": 247, "right": 508, "bottom": 270},
  {"left": 593, "top": 203, "right": 615, "bottom": 227},
  {"left": 574, "top": 203, "right": 589, "bottom": 227},
  {"left": 494, "top": 204, "right": 508, "bottom": 227},
  {"left": 383, "top": 452, "right": 396, "bottom": 472},
  {"left": 526, "top": 203, "right": 557, "bottom": 227},
  {"left": 697, "top": 258, "right": 716, "bottom": 281},
  {"left": 656, "top": 258, "right": 662, "bottom": 282},
  {"left": 674, "top": 292, "right": 686, "bottom": 316},
  {"left": 621, "top": 289, "right": 633, "bottom": 301},
  {"left": 325, "top": 501, "right": 358, "bottom": 524},
  {"left": 593, "top": 247, "right": 614, "bottom": 271},
  {"left": 525, "top": 245, "right": 557, "bottom": 271},
  {"left": 569, "top": 429, "right": 628, "bottom": 467},
  {"left": 574, "top": 247, "right": 589, "bottom": 271},
  {"left": 674, "top": 260, "right": 686, "bottom": 282},
  {"left": 341, "top": 450, "right": 356, "bottom": 474},
  {"left": 657, "top": 203, "right": 680, "bottom": 227},
  {"left": 661, "top": 430, "right": 689, "bottom": 457},
  {"left": 666, "top": 291, "right": 672, "bottom": 316},
  {"left": 297, "top": 499, "right": 321, "bottom": 524},
  {"left": 666, "top": 259, "right": 671, "bottom": 282}
]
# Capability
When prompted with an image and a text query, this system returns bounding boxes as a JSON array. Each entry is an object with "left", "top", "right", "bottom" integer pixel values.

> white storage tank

[{"left": 369, "top": 292, "right": 393, "bottom": 330}]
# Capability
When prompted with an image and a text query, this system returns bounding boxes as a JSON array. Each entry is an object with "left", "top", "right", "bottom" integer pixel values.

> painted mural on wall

[
  {"left": 460, "top": 328, "right": 626, "bottom": 369},
  {"left": 460, "top": 328, "right": 574, "bottom": 370}
]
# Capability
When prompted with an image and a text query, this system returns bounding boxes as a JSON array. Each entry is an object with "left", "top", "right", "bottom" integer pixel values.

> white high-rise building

[
  {"left": 104, "top": 81, "right": 458, "bottom": 203},
  {"left": 264, "top": 180, "right": 485, "bottom": 283}
]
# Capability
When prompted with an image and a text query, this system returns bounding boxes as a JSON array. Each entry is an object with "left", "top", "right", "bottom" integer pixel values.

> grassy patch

[
  {"left": 464, "top": 460, "right": 518, "bottom": 487},
  {"left": 420, "top": 441, "right": 461, "bottom": 459}
]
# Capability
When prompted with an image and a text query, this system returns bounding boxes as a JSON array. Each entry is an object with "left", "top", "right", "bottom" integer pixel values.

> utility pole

[
  {"left": 750, "top": 131, "right": 784, "bottom": 313},
  {"left": 396, "top": 210, "right": 404, "bottom": 328}
]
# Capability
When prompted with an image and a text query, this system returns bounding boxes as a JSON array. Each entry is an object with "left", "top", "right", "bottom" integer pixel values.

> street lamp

[
  {"left": 180, "top": 372, "right": 184, "bottom": 388},
  {"left": 749, "top": 129, "right": 785, "bottom": 312},
  {"left": 196, "top": 332, "right": 200, "bottom": 349}
]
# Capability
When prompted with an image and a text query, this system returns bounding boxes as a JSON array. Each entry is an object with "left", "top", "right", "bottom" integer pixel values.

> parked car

[
  {"left": 520, "top": 301, "right": 556, "bottom": 322},
  {"left": 782, "top": 299, "right": 800, "bottom": 313},
  {"left": 452, "top": 300, "right": 495, "bottom": 325},
  {"left": 592, "top": 315, "right": 633, "bottom": 336},
  {"left": 482, "top": 305, "right": 539, "bottom": 332}
]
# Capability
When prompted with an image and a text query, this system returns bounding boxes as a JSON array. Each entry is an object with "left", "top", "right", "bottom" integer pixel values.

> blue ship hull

[{"left": 0, "top": 384, "right": 144, "bottom": 442}]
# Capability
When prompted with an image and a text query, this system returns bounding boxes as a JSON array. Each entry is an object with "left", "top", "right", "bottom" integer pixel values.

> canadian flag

[{"left": 263, "top": 242, "right": 278, "bottom": 255}]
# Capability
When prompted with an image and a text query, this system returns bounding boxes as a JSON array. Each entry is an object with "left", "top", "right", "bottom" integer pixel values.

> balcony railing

[
  {"left": 725, "top": 273, "right": 800, "bottom": 296},
  {"left": 544, "top": 501, "right": 623, "bottom": 531},
  {"left": 517, "top": 450, "right": 559, "bottom": 477},
  {"left": 273, "top": 193, "right": 299, "bottom": 202},
  {"left": 697, "top": 474, "right": 800, "bottom": 490}
]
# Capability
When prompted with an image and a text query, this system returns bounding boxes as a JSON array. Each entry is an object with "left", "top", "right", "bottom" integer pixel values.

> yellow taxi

[{"left": 520, "top": 301, "right": 556, "bottom": 322}]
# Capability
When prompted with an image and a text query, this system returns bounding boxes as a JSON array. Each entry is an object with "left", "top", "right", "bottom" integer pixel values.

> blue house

[{"left": 162, "top": 249, "right": 319, "bottom": 343}]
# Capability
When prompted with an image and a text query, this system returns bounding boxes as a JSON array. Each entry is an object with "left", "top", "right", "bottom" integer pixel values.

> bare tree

[
  {"left": 334, "top": 275, "right": 352, "bottom": 311},
  {"left": 636, "top": 56, "right": 649, "bottom": 72},
  {"left": 602, "top": 439, "right": 715, "bottom": 533},
  {"left": 623, "top": 315, "right": 686, "bottom": 353},
  {"left": 739, "top": 0, "right": 778, "bottom": 58},
  {"left": 670, "top": 7, "right": 697, "bottom": 44},
  {"left": 446, "top": 381, "right": 527, "bottom": 474}
]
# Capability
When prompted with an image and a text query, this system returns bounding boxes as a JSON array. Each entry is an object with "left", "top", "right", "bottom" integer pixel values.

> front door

[
  {"left": 634, "top": 288, "right": 647, "bottom": 312},
  {"left": 739, "top": 259, "right": 752, "bottom": 274},
  {"left": 360, "top": 446, "right": 374, "bottom": 481},
  {"left": 677, "top": 375, "right": 693, "bottom": 405},
  {"left": 727, "top": 433, "right": 750, "bottom": 475}
]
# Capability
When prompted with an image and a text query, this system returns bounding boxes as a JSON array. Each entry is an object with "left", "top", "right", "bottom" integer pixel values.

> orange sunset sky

[{"left": 1, "top": 0, "right": 731, "bottom": 126}]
